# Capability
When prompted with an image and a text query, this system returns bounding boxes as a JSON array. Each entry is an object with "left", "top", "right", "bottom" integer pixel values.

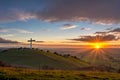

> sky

[{"left": 0, "top": 0, "right": 120, "bottom": 47}]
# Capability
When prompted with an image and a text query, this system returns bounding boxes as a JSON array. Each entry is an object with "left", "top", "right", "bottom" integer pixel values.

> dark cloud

[
  {"left": 0, "top": 37, "right": 19, "bottom": 43},
  {"left": 95, "top": 32, "right": 108, "bottom": 35},
  {"left": 70, "top": 27, "right": 120, "bottom": 42},
  {"left": 35, "top": 41, "right": 45, "bottom": 43},
  {"left": 106, "top": 27, "right": 113, "bottom": 30},
  {"left": 81, "top": 27, "right": 91, "bottom": 31},
  {"left": 1, "top": 0, "right": 120, "bottom": 23},
  {"left": 35, "top": 0, "right": 120, "bottom": 23},
  {"left": 69, "top": 35, "right": 119, "bottom": 42},
  {"left": 109, "top": 28, "right": 120, "bottom": 33},
  {"left": 95, "top": 27, "right": 120, "bottom": 35},
  {"left": 61, "top": 41, "right": 79, "bottom": 43}
]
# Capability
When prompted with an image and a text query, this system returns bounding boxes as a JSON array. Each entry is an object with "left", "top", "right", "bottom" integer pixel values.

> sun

[
  {"left": 87, "top": 42, "right": 107, "bottom": 49},
  {"left": 95, "top": 44, "right": 100, "bottom": 49},
  {"left": 93, "top": 43, "right": 104, "bottom": 49},
  {"left": 88, "top": 43, "right": 104, "bottom": 49}
]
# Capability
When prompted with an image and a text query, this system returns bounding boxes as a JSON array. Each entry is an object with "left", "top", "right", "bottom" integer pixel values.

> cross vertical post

[{"left": 28, "top": 38, "right": 35, "bottom": 49}]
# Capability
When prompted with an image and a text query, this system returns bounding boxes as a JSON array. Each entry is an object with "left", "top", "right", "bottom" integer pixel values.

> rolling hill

[{"left": 0, "top": 48, "right": 89, "bottom": 70}]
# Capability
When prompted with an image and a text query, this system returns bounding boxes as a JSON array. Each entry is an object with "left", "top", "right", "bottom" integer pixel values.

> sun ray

[{"left": 79, "top": 43, "right": 114, "bottom": 67}]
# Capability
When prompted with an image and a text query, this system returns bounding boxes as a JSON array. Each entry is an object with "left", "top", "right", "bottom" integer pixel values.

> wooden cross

[{"left": 28, "top": 38, "right": 35, "bottom": 49}]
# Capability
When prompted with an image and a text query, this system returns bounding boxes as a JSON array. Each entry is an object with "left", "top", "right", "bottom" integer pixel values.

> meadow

[{"left": 0, "top": 67, "right": 120, "bottom": 80}]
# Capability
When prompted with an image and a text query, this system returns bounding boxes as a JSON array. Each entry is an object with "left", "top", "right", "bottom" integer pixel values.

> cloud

[
  {"left": 0, "top": 37, "right": 19, "bottom": 43},
  {"left": 1, "top": 0, "right": 120, "bottom": 24},
  {"left": 0, "top": 9, "right": 36, "bottom": 23},
  {"left": 35, "top": 41, "right": 45, "bottom": 43},
  {"left": 1, "top": 34, "right": 15, "bottom": 37},
  {"left": 109, "top": 28, "right": 120, "bottom": 33},
  {"left": 95, "top": 32, "right": 108, "bottom": 35},
  {"left": 95, "top": 28, "right": 120, "bottom": 35},
  {"left": 61, "top": 24, "right": 77, "bottom": 30},
  {"left": 0, "top": 28, "right": 9, "bottom": 32},
  {"left": 93, "top": 21, "right": 113, "bottom": 25},
  {"left": 42, "top": 29, "right": 51, "bottom": 31},
  {"left": 69, "top": 35, "right": 119, "bottom": 42},
  {"left": 106, "top": 27, "right": 113, "bottom": 30},
  {"left": 81, "top": 27, "right": 91, "bottom": 31},
  {"left": 34, "top": 0, "right": 120, "bottom": 23},
  {"left": 69, "top": 27, "right": 120, "bottom": 42},
  {"left": 61, "top": 41, "right": 79, "bottom": 43},
  {"left": 13, "top": 10, "right": 36, "bottom": 21},
  {"left": 0, "top": 28, "right": 33, "bottom": 34},
  {"left": 12, "top": 29, "right": 33, "bottom": 34}
]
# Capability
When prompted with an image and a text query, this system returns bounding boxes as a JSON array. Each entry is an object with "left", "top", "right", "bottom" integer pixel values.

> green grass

[
  {"left": 0, "top": 67, "right": 120, "bottom": 80},
  {"left": 0, "top": 48, "right": 89, "bottom": 70},
  {"left": 0, "top": 48, "right": 120, "bottom": 79}
]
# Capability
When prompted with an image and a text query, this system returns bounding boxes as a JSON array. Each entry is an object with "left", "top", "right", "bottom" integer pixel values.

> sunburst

[
  {"left": 94, "top": 43, "right": 101, "bottom": 49},
  {"left": 88, "top": 42, "right": 104, "bottom": 49}
]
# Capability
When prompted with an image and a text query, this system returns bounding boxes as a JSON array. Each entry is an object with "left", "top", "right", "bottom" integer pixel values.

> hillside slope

[
  {"left": 76, "top": 48, "right": 120, "bottom": 70},
  {"left": 0, "top": 48, "right": 89, "bottom": 70}
]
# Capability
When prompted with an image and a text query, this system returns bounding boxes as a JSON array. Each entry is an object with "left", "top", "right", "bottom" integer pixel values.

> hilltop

[{"left": 0, "top": 48, "right": 89, "bottom": 70}]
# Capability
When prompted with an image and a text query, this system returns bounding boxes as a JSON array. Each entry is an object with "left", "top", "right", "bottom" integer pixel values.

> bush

[
  {"left": 63, "top": 54, "right": 70, "bottom": 57},
  {"left": 117, "top": 69, "right": 120, "bottom": 73},
  {"left": 0, "top": 61, "right": 8, "bottom": 67},
  {"left": 54, "top": 52, "right": 58, "bottom": 55},
  {"left": 1, "top": 50, "right": 8, "bottom": 53},
  {"left": 46, "top": 50, "right": 50, "bottom": 53}
]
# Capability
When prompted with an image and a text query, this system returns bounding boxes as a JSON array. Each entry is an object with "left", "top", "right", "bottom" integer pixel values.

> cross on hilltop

[{"left": 28, "top": 38, "right": 35, "bottom": 49}]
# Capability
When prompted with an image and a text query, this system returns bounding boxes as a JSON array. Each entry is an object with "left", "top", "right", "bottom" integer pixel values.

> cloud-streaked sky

[{"left": 0, "top": 0, "right": 120, "bottom": 46}]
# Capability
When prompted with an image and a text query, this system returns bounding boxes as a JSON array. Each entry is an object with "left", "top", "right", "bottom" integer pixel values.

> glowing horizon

[{"left": 0, "top": 0, "right": 120, "bottom": 48}]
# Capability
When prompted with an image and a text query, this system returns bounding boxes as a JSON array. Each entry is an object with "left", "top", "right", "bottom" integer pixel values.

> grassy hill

[{"left": 0, "top": 48, "right": 89, "bottom": 70}]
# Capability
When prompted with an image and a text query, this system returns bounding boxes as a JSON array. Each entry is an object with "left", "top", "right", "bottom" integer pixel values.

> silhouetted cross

[{"left": 28, "top": 38, "right": 35, "bottom": 49}]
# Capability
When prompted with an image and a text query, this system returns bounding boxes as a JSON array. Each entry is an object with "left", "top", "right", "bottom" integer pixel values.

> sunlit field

[
  {"left": 75, "top": 47, "right": 120, "bottom": 71},
  {"left": 0, "top": 67, "right": 120, "bottom": 80}
]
